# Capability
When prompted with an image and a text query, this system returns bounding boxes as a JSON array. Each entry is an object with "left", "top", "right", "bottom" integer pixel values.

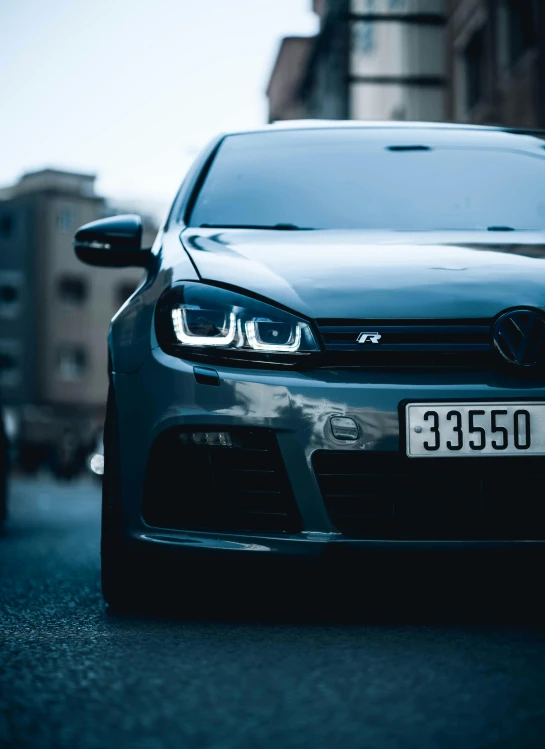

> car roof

[
  {"left": 218, "top": 120, "right": 545, "bottom": 151},
  {"left": 225, "top": 119, "right": 545, "bottom": 138}
]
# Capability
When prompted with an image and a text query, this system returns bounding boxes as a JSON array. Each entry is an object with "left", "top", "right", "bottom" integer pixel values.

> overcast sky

[{"left": 0, "top": 0, "right": 317, "bottom": 217}]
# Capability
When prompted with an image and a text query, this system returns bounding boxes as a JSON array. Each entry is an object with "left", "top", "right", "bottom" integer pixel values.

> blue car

[{"left": 74, "top": 122, "right": 545, "bottom": 607}]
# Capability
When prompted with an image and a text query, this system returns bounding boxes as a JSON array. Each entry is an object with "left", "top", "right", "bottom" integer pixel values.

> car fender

[{"left": 109, "top": 230, "right": 199, "bottom": 373}]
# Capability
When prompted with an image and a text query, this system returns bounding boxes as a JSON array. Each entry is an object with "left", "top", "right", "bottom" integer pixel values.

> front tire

[
  {"left": 0, "top": 420, "right": 8, "bottom": 532},
  {"left": 0, "top": 459, "right": 7, "bottom": 533},
  {"left": 101, "top": 384, "right": 143, "bottom": 609}
]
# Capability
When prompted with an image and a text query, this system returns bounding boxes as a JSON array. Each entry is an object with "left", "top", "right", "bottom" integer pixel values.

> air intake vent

[
  {"left": 142, "top": 428, "right": 301, "bottom": 534},
  {"left": 313, "top": 451, "right": 545, "bottom": 540}
]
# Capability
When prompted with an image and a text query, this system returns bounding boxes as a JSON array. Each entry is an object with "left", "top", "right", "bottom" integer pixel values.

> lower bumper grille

[
  {"left": 142, "top": 428, "right": 301, "bottom": 534},
  {"left": 313, "top": 451, "right": 545, "bottom": 540}
]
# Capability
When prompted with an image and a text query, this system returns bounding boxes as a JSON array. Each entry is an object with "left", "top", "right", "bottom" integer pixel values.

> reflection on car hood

[{"left": 180, "top": 229, "right": 545, "bottom": 319}]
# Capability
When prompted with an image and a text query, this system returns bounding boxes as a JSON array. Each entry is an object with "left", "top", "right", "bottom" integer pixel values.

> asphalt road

[{"left": 1, "top": 477, "right": 545, "bottom": 749}]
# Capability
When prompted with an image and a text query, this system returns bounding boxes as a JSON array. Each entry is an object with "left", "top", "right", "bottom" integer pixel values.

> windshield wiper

[
  {"left": 487, "top": 226, "right": 516, "bottom": 231},
  {"left": 198, "top": 223, "right": 315, "bottom": 230}
]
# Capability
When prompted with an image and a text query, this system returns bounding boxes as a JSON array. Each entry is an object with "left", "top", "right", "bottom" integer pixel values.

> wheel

[
  {"left": 101, "top": 384, "right": 147, "bottom": 609},
  {"left": 0, "top": 462, "right": 7, "bottom": 532},
  {"left": 0, "top": 422, "right": 8, "bottom": 532}
]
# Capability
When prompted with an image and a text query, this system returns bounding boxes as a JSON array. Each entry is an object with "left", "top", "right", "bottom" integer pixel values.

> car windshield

[{"left": 187, "top": 128, "right": 545, "bottom": 232}]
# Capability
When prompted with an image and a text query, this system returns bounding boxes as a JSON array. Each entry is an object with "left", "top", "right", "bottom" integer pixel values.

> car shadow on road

[{"left": 104, "top": 549, "right": 545, "bottom": 630}]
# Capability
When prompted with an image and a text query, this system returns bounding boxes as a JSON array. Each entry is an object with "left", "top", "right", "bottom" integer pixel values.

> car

[
  {"left": 0, "top": 404, "right": 10, "bottom": 532},
  {"left": 74, "top": 121, "right": 545, "bottom": 607},
  {"left": 86, "top": 428, "right": 104, "bottom": 482}
]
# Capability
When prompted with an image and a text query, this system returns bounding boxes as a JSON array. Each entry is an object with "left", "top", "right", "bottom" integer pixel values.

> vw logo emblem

[{"left": 493, "top": 309, "right": 545, "bottom": 367}]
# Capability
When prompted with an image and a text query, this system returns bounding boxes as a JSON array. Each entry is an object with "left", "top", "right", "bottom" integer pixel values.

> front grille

[
  {"left": 317, "top": 319, "right": 494, "bottom": 369},
  {"left": 142, "top": 428, "right": 301, "bottom": 534},
  {"left": 313, "top": 451, "right": 545, "bottom": 540}
]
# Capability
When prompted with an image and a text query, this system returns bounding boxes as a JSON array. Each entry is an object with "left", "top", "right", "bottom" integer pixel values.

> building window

[
  {"left": 56, "top": 206, "right": 76, "bottom": 232},
  {"left": 57, "top": 275, "right": 88, "bottom": 305},
  {"left": 0, "top": 213, "right": 14, "bottom": 238},
  {"left": 57, "top": 346, "right": 87, "bottom": 380},
  {"left": 116, "top": 281, "right": 137, "bottom": 308},
  {"left": 353, "top": 21, "right": 374, "bottom": 55},
  {"left": 0, "top": 272, "right": 23, "bottom": 319},
  {"left": 0, "top": 341, "right": 21, "bottom": 387},
  {"left": 353, "top": 0, "right": 376, "bottom": 55},
  {"left": 464, "top": 26, "right": 485, "bottom": 112},
  {"left": 507, "top": 0, "right": 535, "bottom": 65}
]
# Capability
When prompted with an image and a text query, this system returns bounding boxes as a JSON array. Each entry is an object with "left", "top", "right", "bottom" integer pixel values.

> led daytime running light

[
  {"left": 171, "top": 308, "right": 237, "bottom": 346},
  {"left": 245, "top": 320, "right": 302, "bottom": 352}
]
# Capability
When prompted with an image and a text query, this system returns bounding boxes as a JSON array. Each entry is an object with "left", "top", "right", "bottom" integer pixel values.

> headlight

[{"left": 155, "top": 283, "right": 319, "bottom": 366}]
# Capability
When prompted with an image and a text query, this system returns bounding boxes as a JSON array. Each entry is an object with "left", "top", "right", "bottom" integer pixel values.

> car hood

[{"left": 180, "top": 229, "right": 545, "bottom": 319}]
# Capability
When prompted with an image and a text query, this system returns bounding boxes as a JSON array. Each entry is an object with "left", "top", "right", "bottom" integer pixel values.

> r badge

[{"left": 357, "top": 332, "right": 381, "bottom": 344}]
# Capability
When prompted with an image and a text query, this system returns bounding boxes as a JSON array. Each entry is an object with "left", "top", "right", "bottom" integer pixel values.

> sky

[{"left": 0, "top": 0, "right": 317, "bottom": 219}]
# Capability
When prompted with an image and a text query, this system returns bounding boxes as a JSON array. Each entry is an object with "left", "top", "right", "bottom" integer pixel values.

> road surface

[{"left": 1, "top": 477, "right": 545, "bottom": 748}]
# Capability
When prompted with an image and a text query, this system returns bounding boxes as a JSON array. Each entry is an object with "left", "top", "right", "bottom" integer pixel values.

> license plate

[{"left": 406, "top": 402, "right": 545, "bottom": 457}]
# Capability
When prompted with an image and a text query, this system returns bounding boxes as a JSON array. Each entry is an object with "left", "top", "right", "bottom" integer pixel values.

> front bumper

[{"left": 114, "top": 348, "right": 545, "bottom": 557}]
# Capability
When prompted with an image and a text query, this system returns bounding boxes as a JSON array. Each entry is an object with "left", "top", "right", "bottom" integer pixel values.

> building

[
  {"left": 266, "top": 37, "right": 314, "bottom": 122},
  {"left": 0, "top": 169, "right": 156, "bottom": 466},
  {"left": 446, "top": 0, "right": 545, "bottom": 128},
  {"left": 299, "top": 0, "right": 351, "bottom": 120},
  {"left": 266, "top": 0, "right": 447, "bottom": 123}
]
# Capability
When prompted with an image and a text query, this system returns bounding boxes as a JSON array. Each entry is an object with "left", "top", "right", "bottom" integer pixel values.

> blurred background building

[
  {"left": 447, "top": 0, "right": 545, "bottom": 128},
  {"left": 0, "top": 169, "right": 156, "bottom": 474},
  {"left": 268, "top": 0, "right": 545, "bottom": 128},
  {"left": 268, "top": 0, "right": 447, "bottom": 122}
]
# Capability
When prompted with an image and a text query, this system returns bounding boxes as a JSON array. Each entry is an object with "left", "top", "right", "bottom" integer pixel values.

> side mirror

[{"left": 74, "top": 214, "right": 152, "bottom": 268}]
